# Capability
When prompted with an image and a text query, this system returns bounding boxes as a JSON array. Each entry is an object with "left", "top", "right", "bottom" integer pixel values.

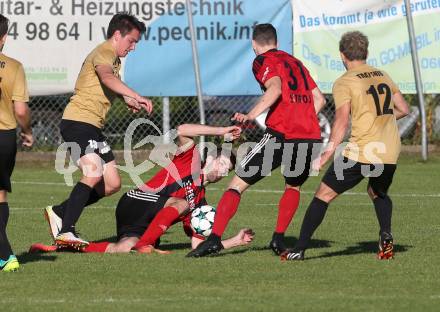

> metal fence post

[
  {"left": 404, "top": 0, "right": 428, "bottom": 161},
  {"left": 185, "top": 0, "right": 205, "bottom": 158},
  {"left": 162, "top": 97, "right": 170, "bottom": 144}
]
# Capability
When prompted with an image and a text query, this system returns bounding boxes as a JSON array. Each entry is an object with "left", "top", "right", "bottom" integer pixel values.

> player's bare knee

[
  {"left": 227, "top": 175, "right": 249, "bottom": 194},
  {"left": 0, "top": 190, "right": 7, "bottom": 202},
  {"left": 315, "top": 183, "right": 337, "bottom": 203},
  {"left": 285, "top": 184, "right": 300, "bottom": 192},
  {"left": 105, "top": 182, "right": 121, "bottom": 196},
  {"left": 171, "top": 199, "right": 188, "bottom": 214},
  {"left": 113, "top": 237, "right": 138, "bottom": 253},
  {"left": 367, "top": 186, "right": 377, "bottom": 200},
  {"left": 117, "top": 243, "right": 134, "bottom": 253}
]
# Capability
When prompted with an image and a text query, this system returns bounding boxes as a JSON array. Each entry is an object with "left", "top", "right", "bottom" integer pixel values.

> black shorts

[
  {"left": 115, "top": 190, "right": 169, "bottom": 240},
  {"left": 322, "top": 156, "right": 397, "bottom": 197},
  {"left": 0, "top": 129, "right": 17, "bottom": 192},
  {"left": 60, "top": 119, "right": 115, "bottom": 164},
  {"left": 236, "top": 128, "right": 322, "bottom": 186}
]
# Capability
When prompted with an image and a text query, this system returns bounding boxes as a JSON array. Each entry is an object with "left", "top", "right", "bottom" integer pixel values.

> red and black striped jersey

[
  {"left": 140, "top": 144, "right": 207, "bottom": 211},
  {"left": 252, "top": 49, "right": 321, "bottom": 140}
]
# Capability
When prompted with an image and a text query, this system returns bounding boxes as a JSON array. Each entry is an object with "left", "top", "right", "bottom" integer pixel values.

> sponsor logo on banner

[{"left": 291, "top": 0, "right": 440, "bottom": 93}]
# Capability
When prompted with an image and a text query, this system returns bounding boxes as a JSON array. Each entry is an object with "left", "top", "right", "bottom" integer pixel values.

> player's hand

[
  {"left": 312, "top": 156, "right": 322, "bottom": 172},
  {"left": 134, "top": 95, "right": 153, "bottom": 115},
  {"left": 20, "top": 132, "right": 33, "bottom": 147},
  {"left": 237, "top": 228, "right": 255, "bottom": 246},
  {"left": 123, "top": 95, "right": 141, "bottom": 113},
  {"left": 231, "top": 112, "right": 250, "bottom": 124},
  {"left": 314, "top": 149, "right": 333, "bottom": 172},
  {"left": 222, "top": 125, "right": 241, "bottom": 141}
]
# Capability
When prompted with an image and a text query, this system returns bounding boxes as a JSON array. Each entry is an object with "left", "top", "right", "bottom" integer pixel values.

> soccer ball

[{"left": 190, "top": 205, "right": 216, "bottom": 237}]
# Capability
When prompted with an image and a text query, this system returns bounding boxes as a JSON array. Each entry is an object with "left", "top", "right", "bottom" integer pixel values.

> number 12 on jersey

[{"left": 367, "top": 83, "right": 393, "bottom": 116}]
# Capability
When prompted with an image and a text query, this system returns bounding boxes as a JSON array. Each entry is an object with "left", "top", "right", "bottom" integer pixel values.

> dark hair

[
  {"left": 252, "top": 23, "right": 277, "bottom": 45},
  {"left": 204, "top": 146, "right": 236, "bottom": 171},
  {"left": 339, "top": 31, "right": 369, "bottom": 61},
  {"left": 0, "top": 14, "right": 9, "bottom": 38},
  {"left": 107, "top": 13, "right": 146, "bottom": 39}
]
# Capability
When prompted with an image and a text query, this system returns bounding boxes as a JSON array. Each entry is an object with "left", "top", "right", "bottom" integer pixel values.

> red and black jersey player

[
  {"left": 115, "top": 122, "right": 242, "bottom": 253},
  {"left": 188, "top": 23, "right": 326, "bottom": 258},
  {"left": 43, "top": 123, "right": 244, "bottom": 253}
]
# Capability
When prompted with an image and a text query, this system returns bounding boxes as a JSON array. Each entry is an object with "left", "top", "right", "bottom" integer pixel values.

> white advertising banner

[{"left": 291, "top": 0, "right": 440, "bottom": 93}]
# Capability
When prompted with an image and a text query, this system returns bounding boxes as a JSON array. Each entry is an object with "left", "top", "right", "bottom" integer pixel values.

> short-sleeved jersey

[
  {"left": 63, "top": 41, "right": 121, "bottom": 129},
  {"left": 333, "top": 64, "right": 401, "bottom": 164},
  {"left": 140, "top": 144, "right": 207, "bottom": 211},
  {"left": 252, "top": 49, "right": 321, "bottom": 140},
  {"left": 0, "top": 54, "right": 29, "bottom": 130}
]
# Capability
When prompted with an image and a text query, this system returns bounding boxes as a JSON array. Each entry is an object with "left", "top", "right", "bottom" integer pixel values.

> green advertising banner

[{"left": 292, "top": 0, "right": 440, "bottom": 93}]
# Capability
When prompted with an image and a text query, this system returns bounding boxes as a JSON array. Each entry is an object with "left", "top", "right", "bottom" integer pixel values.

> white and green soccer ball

[{"left": 190, "top": 205, "right": 216, "bottom": 237}]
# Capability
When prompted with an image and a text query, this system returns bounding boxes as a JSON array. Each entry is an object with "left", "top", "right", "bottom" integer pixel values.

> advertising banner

[
  {"left": 291, "top": 0, "right": 440, "bottom": 93},
  {"left": 124, "top": 0, "right": 293, "bottom": 96},
  {"left": 2, "top": 0, "right": 292, "bottom": 96}
]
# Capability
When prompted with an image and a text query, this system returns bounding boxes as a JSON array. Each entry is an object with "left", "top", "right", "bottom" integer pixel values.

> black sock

[
  {"left": 294, "top": 197, "right": 329, "bottom": 251},
  {"left": 53, "top": 188, "right": 104, "bottom": 219},
  {"left": 373, "top": 195, "right": 392, "bottom": 234},
  {"left": 207, "top": 233, "right": 221, "bottom": 243},
  {"left": 0, "top": 202, "right": 13, "bottom": 261},
  {"left": 272, "top": 232, "right": 285, "bottom": 241},
  {"left": 52, "top": 200, "right": 67, "bottom": 219},
  {"left": 87, "top": 188, "right": 104, "bottom": 206},
  {"left": 60, "top": 182, "right": 93, "bottom": 233}
]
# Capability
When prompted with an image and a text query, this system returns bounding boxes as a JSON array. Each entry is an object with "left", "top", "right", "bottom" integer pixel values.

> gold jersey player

[
  {"left": 45, "top": 13, "right": 153, "bottom": 249},
  {"left": 282, "top": 31, "right": 409, "bottom": 261},
  {"left": 0, "top": 14, "right": 33, "bottom": 272}
]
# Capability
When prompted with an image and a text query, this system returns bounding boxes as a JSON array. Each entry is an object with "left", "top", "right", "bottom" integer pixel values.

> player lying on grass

[
  {"left": 281, "top": 31, "right": 409, "bottom": 261},
  {"left": 41, "top": 123, "right": 252, "bottom": 253},
  {"left": 188, "top": 23, "right": 326, "bottom": 258},
  {"left": 31, "top": 217, "right": 254, "bottom": 254}
]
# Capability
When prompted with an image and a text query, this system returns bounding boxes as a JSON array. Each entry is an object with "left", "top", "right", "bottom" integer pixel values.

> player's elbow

[
  {"left": 100, "top": 75, "right": 115, "bottom": 87},
  {"left": 272, "top": 85, "right": 282, "bottom": 98},
  {"left": 334, "top": 116, "right": 349, "bottom": 134},
  {"left": 14, "top": 103, "right": 29, "bottom": 119},
  {"left": 400, "top": 103, "right": 410, "bottom": 117},
  {"left": 316, "top": 94, "right": 326, "bottom": 112}
]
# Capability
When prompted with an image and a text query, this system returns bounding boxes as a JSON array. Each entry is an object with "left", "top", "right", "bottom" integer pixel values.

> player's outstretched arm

[
  {"left": 191, "top": 228, "right": 255, "bottom": 250},
  {"left": 312, "top": 87, "right": 326, "bottom": 114},
  {"left": 14, "top": 101, "right": 33, "bottom": 147},
  {"left": 221, "top": 228, "right": 255, "bottom": 249},
  {"left": 392, "top": 91, "right": 410, "bottom": 120},
  {"left": 95, "top": 65, "right": 152, "bottom": 114},
  {"left": 177, "top": 124, "right": 241, "bottom": 147},
  {"left": 234, "top": 76, "right": 281, "bottom": 124}
]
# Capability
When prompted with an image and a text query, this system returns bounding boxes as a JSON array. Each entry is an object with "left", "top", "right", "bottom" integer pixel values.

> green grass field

[{"left": 2, "top": 154, "right": 440, "bottom": 311}]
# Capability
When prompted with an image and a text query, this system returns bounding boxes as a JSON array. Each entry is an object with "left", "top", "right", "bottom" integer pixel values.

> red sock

[
  {"left": 275, "top": 188, "right": 300, "bottom": 234},
  {"left": 212, "top": 189, "right": 241, "bottom": 237},
  {"left": 83, "top": 242, "right": 110, "bottom": 253},
  {"left": 134, "top": 206, "right": 179, "bottom": 249}
]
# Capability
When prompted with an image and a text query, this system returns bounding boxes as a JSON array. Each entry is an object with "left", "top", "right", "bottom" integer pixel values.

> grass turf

[{"left": 1, "top": 154, "right": 440, "bottom": 311}]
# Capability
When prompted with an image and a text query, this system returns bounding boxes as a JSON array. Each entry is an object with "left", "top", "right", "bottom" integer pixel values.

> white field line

[
  {"left": 10, "top": 206, "right": 114, "bottom": 211},
  {"left": 2, "top": 294, "right": 439, "bottom": 304},
  {"left": 0, "top": 297, "right": 225, "bottom": 304},
  {"left": 11, "top": 180, "right": 440, "bottom": 198},
  {"left": 255, "top": 202, "right": 422, "bottom": 206}
]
